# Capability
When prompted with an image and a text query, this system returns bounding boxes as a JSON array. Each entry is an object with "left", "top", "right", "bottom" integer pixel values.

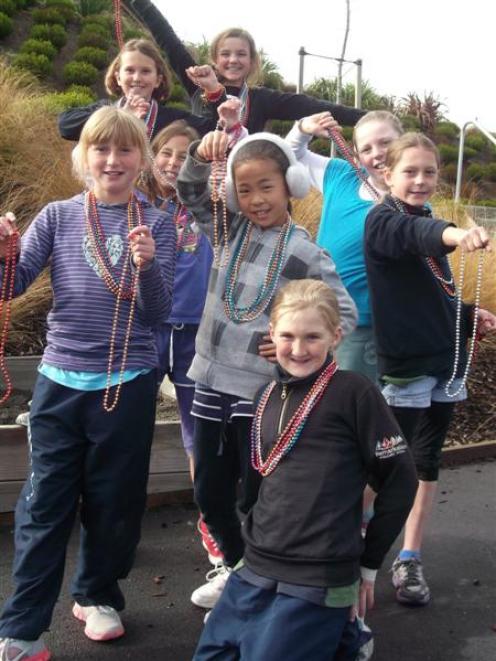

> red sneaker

[{"left": 197, "top": 517, "right": 224, "bottom": 565}]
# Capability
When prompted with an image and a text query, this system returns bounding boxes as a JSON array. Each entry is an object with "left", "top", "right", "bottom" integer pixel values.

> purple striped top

[{"left": 6, "top": 193, "right": 176, "bottom": 372}]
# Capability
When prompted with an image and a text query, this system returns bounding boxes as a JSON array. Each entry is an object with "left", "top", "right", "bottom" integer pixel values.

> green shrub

[
  {"left": 73, "top": 46, "right": 108, "bottom": 69},
  {"left": 165, "top": 100, "right": 189, "bottom": 113},
  {"left": 169, "top": 82, "right": 187, "bottom": 104},
  {"left": 77, "top": 30, "right": 107, "bottom": 49},
  {"left": 42, "top": 87, "right": 96, "bottom": 113},
  {"left": 476, "top": 199, "right": 496, "bottom": 208},
  {"left": 342, "top": 126, "right": 353, "bottom": 142},
  {"left": 20, "top": 38, "right": 57, "bottom": 60},
  {"left": 309, "top": 138, "right": 330, "bottom": 157},
  {"left": 79, "top": 0, "right": 109, "bottom": 15},
  {"left": 32, "top": 7, "right": 66, "bottom": 25},
  {"left": 63, "top": 60, "right": 98, "bottom": 86},
  {"left": 13, "top": 52, "right": 52, "bottom": 78},
  {"left": 400, "top": 114, "right": 420, "bottom": 131},
  {"left": 465, "top": 163, "right": 485, "bottom": 181},
  {"left": 0, "top": 11, "right": 12, "bottom": 38},
  {"left": 484, "top": 163, "right": 496, "bottom": 182},
  {"left": 438, "top": 143, "right": 458, "bottom": 164},
  {"left": 80, "top": 21, "right": 111, "bottom": 39},
  {"left": 434, "top": 121, "right": 459, "bottom": 141},
  {"left": 30, "top": 22, "right": 67, "bottom": 48},
  {"left": 441, "top": 163, "right": 457, "bottom": 184},
  {"left": 44, "top": 0, "right": 76, "bottom": 8},
  {"left": 14, "top": 0, "right": 27, "bottom": 8},
  {"left": 464, "top": 132, "right": 486, "bottom": 152},
  {"left": 0, "top": 0, "right": 15, "bottom": 17},
  {"left": 265, "top": 119, "right": 292, "bottom": 138},
  {"left": 67, "top": 83, "right": 96, "bottom": 99},
  {"left": 123, "top": 27, "right": 146, "bottom": 41},
  {"left": 463, "top": 146, "right": 477, "bottom": 160},
  {"left": 81, "top": 13, "right": 112, "bottom": 29}
]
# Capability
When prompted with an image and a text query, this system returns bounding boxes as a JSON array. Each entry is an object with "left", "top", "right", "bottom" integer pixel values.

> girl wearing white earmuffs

[{"left": 175, "top": 130, "right": 357, "bottom": 610}]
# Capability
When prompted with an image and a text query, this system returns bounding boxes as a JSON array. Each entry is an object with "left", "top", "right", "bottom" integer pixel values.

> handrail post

[
  {"left": 297, "top": 47, "right": 306, "bottom": 93},
  {"left": 454, "top": 119, "right": 496, "bottom": 204}
]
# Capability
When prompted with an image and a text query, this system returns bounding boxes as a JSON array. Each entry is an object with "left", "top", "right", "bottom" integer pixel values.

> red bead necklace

[
  {"left": 328, "top": 127, "right": 381, "bottom": 201},
  {"left": 0, "top": 228, "right": 20, "bottom": 404},
  {"left": 251, "top": 360, "right": 338, "bottom": 476},
  {"left": 113, "top": 0, "right": 124, "bottom": 48},
  {"left": 210, "top": 148, "right": 230, "bottom": 266},
  {"left": 84, "top": 191, "right": 142, "bottom": 412}
]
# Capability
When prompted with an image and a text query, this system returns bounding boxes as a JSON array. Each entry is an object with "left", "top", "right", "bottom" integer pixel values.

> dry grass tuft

[{"left": 291, "top": 188, "right": 323, "bottom": 239}]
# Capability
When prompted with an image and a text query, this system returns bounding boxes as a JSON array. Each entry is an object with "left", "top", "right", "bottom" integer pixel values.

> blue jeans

[
  {"left": 194, "top": 571, "right": 361, "bottom": 661},
  {"left": 335, "top": 327, "right": 377, "bottom": 383}
]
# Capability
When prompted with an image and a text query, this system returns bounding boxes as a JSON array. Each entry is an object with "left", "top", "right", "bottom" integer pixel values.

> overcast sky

[{"left": 155, "top": 0, "right": 494, "bottom": 132}]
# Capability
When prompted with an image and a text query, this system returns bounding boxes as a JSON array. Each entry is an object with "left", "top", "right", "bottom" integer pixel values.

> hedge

[
  {"left": 63, "top": 60, "right": 98, "bottom": 86},
  {"left": 0, "top": 0, "right": 15, "bottom": 17},
  {"left": 30, "top": 22, "right": 67, "bottom": 48},
  {"left": 32, "top": 8, "right": 66, "bottom": 25},
  {"left": 0, "top": 11, "right": 12, "bottom": 38},
  {"left": 13, "top": 52, "right": 52, "bottom": 78},
  {"left": 73, "top": 46, "right": 108, "bottom": 69},
  {"left": 20, "top": 38, "right": 57, "bottom": 60}
]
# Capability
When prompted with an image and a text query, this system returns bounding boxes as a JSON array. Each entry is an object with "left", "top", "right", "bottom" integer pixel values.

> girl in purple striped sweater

[{"left": 0, "top": 107, "right": 176, "bottom": 661}]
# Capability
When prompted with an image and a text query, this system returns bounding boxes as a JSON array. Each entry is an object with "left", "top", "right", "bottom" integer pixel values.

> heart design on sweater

[{"left": 83, "top": 234, "right": 124, "bottom": 279}]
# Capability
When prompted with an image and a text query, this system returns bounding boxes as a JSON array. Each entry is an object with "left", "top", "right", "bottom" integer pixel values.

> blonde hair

[
  {"left": 139, "top": 120, "right": 199, "bottom": 201},
  {"left": 72, "top": 106, "right": 149, "bottom": 185},
  {"left": 385, "top": 131, "right": 441, "bottom": 171},
  {"left": 105, "top": 39, "right": 171, "bottom": 100},
  {"left": 270, "top": 280, "right": 340, "bottom": 333},
  {"left": 210, "top": 28, "right": 261, "bottom": 85},
  {"left": 353, "top": 110, "right": 403, "bottom": 150}
]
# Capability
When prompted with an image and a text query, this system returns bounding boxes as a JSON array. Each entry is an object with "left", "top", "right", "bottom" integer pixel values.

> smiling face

[
  {"left": 154, "top": 134, "right": 190, "bottom": 193},
  {"left": 385, "top": 146, "right": 439, "bottom": 207},
  {"left": 270, "top": 308, "right": 342, "bottom": 378},
  {"left": 234, "top": 158, "right": 289, "bottom": 229},
  {"left": 214, "top": 37, "right": 252, "bottom": 87},
  {"left": 86, "top": 141, "right": 144, "bottom": 204},
  {"left": 115, "top": 50, "right": 162, "bottom": 101},
  {"left": 354, "top": 119, "right": 402, "bottom": 189}
]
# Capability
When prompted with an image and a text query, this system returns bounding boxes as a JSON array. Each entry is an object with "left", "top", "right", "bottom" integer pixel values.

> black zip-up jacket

[
  {"left": 125, "top": 1, "right": 365, "bottom": 132},
  {"left": 58, "top": 98, "right": 219, "bottom": 142},
  {"left": 243, "top": 361, "right": 417, "bottom": 588},
  {"left": 364, "top": 197, "right": 473, "bottom": 380}
]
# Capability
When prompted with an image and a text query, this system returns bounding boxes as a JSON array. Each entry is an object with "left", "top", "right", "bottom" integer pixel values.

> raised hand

[
  {"left": 123, "top": 94, "right": 150, "bottom": 120},
  {"left": 217, "top": 98, "right": 241, "bottom": 130},
  {"left": 298, "top": 111, "right": 342, "bottom": 139},
  {"left": 186, "top": 65, "right": 221, "bottom": 93},
  {"left": 0, "top": 212, "right": 20, "bottom": 259},
  {"left": 129, "top": 225, "right": 155, "bottom": 267},
  {"left": 196, "top": 131, "right": 229, "bottom": 162}
]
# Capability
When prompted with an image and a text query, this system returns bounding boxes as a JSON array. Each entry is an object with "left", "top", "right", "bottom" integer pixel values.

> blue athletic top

[{"left": 317, "top": 158, "right": 373, "bottom": 327}]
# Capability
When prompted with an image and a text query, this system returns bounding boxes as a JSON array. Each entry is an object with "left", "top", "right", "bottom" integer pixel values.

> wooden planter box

[
  {"left": 0, "top": 421, "right": 190, "bottom": 515},
  {"left": 5, "top": 355, "right": 42, "bottom": 391}
]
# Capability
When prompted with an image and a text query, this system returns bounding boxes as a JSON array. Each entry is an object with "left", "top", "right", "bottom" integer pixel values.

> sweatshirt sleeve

[
  {"left": 2, "top": 205, "right": 56, "bottom": 296},
  {"left": 365, "top": 204, "right": 455, "bottom": 260},
  {"left": 255, "top": 87, "right": 365, "bottom": 127},
  {"left": 354, "top": 383, "right": 418, "bottom": 570},
  {"left": 285, "top": 122, "right": 329, "bottom": 191},
  {"left": 135, "top": 213, "right": 176, "bottom": 327},
  {"left": 58, "top": 99, "right": 111, "bottom": 141},
  {"left": 307, "top": 249, "right": 357, "bottom": 337}
]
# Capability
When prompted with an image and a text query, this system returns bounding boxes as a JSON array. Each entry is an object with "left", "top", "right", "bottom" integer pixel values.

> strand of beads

[
  {"left": 210, "top": 143, "right": 230, "bottom": 267},
  {"left": 0, "top": 228, "right": 20, "bottom": 404},
  {"left": 444, "top": 249, "right": 484, "bottom": 398},
  {"left": 251, "top": 360, "right": 338, "bottom": 476},
  {"left": 85, "top": 192, "right": 142, "bottom": 411},
  {"left": 113, "top": 0, "right": 124, "bottom": 48},
  {"left": 224, "top": 218, "right": 294, "bottom": 323},
  {"left": 328, "top": 127, "right": 381, "bottom": 201}
]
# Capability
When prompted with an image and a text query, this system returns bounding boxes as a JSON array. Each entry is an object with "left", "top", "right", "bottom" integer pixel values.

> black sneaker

[{"left": 391, "top": 556, "right": 430, "bottom": 606}]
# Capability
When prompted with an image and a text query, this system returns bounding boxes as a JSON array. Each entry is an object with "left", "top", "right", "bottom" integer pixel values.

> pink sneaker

[
  {"left": 0, "top": 637, "right": 51, "bottom": 660},
  {"left": 197, "top": 517, "right": 224, "bottom": 565},
  {"left": 72, "top": 603, "right": 125, "bottom": 641}
]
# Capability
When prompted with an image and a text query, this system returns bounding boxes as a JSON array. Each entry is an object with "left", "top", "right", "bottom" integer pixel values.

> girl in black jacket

[
  {"left": 123, "top": 2, "right": 364, "bottom": 133},
  {"left": 193, "top": 279, "right": 417, "bottom": 661}
]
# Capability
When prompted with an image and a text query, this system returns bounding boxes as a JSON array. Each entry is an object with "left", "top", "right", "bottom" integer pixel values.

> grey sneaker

[
  {"left": 0, "top": 636, "right": 51, "bottom": 660},
  {"left": 391, "top": 556, "right": 430, "bottom": 605}
]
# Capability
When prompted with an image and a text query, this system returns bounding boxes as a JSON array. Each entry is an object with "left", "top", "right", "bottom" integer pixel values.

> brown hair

[
  {"left": 270, "top": 280, "right": 341, "bottom": 333},
  {"left": 72, "top": 106, "right": 149, "bottom": 186},
  {"left": 139, "top": 120, "right": 199, "bottom": 201},
  {"left": 210, "top": 28, "right": 261, "bottom": 85},
  {"left": 352, "top": 110, "right": 403, "bottom": 151},
  {"left": 385, "top": 131, "right": 441, "bottom": 171},
  {"left": 105, "top": 39, "right": 171, "bottom": 101}
]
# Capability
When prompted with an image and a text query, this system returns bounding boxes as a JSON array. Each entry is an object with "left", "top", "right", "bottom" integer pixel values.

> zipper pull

[{"left": 281, "top": 384, "right": 287, "bottom": 400}]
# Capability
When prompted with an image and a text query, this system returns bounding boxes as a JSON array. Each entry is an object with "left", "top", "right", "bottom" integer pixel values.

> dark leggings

[
  {"left": 390, "top": 402, "right": 455, "bottom": 481},
  {"left": 193, "top": 416, "right": 262, "bottom": 566}
]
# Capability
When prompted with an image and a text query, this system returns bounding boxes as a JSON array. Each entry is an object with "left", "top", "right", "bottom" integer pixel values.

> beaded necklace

[
  {"left": 0, "top": 228, "right": 20, "bottom": 404},
  {"left": 224, "top": 217, "right": 294, "bottom": 323},
  {"left": 327, "top": 127, "right": 381, "bottom": 201},
  {"left": 84, "top": 191, "right": 142, "bottom": 412},
  {"left": 117, "top": 97, "right": 158, "bottom": 140},
  {"left": 387, "top": 195, "right": 484, "bottom": 398},
  {"left": 251, "top": 360, "right": 338, "bottom": 476},
  {"left": 113, "top": 0, "right": 124, "bottom": 48},
  {"left": 210, "top": 146, "right": 230, "bottom": 266},
  {"left": 235, "top": 83, "right": 250, "bottom": 127}
]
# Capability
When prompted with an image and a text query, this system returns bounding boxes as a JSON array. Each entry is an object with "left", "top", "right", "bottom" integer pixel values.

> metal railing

[{"left": 455, "top": 119, "right": 496, "bottom": 203}]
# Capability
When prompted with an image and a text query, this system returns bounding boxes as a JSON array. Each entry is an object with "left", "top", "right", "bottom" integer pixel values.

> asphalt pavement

[{"left": 0, "top": 459, "right": 495, "bottom": 661}]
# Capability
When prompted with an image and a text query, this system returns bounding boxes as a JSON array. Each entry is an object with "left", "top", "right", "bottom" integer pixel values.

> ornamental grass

[{"left": 0, "top": 60, "right": 80, "bottom": 353}]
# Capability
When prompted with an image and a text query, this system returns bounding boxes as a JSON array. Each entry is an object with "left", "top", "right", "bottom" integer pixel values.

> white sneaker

[
  {"left": 191, "top": 564, "right": 231, "bottom": 609},
  {"left": 0, "top": 636, "right": 51, "bottom": 661},
  {"left": 72, "top": 603, "right": 125, "bottom": 641}
]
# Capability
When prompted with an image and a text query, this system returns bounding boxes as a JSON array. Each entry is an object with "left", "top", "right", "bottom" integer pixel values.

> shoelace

[
  {"left": 205, "top": 564, "right": 229, "bottom": 583},
  {"left": 397, "top": 560, "right": 424, "bottom": 587}
]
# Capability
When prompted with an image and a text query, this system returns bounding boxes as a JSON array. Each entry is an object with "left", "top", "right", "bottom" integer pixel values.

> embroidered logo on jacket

[{"left": 375, "top": 435, "right": 407, "bottom": 459}]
